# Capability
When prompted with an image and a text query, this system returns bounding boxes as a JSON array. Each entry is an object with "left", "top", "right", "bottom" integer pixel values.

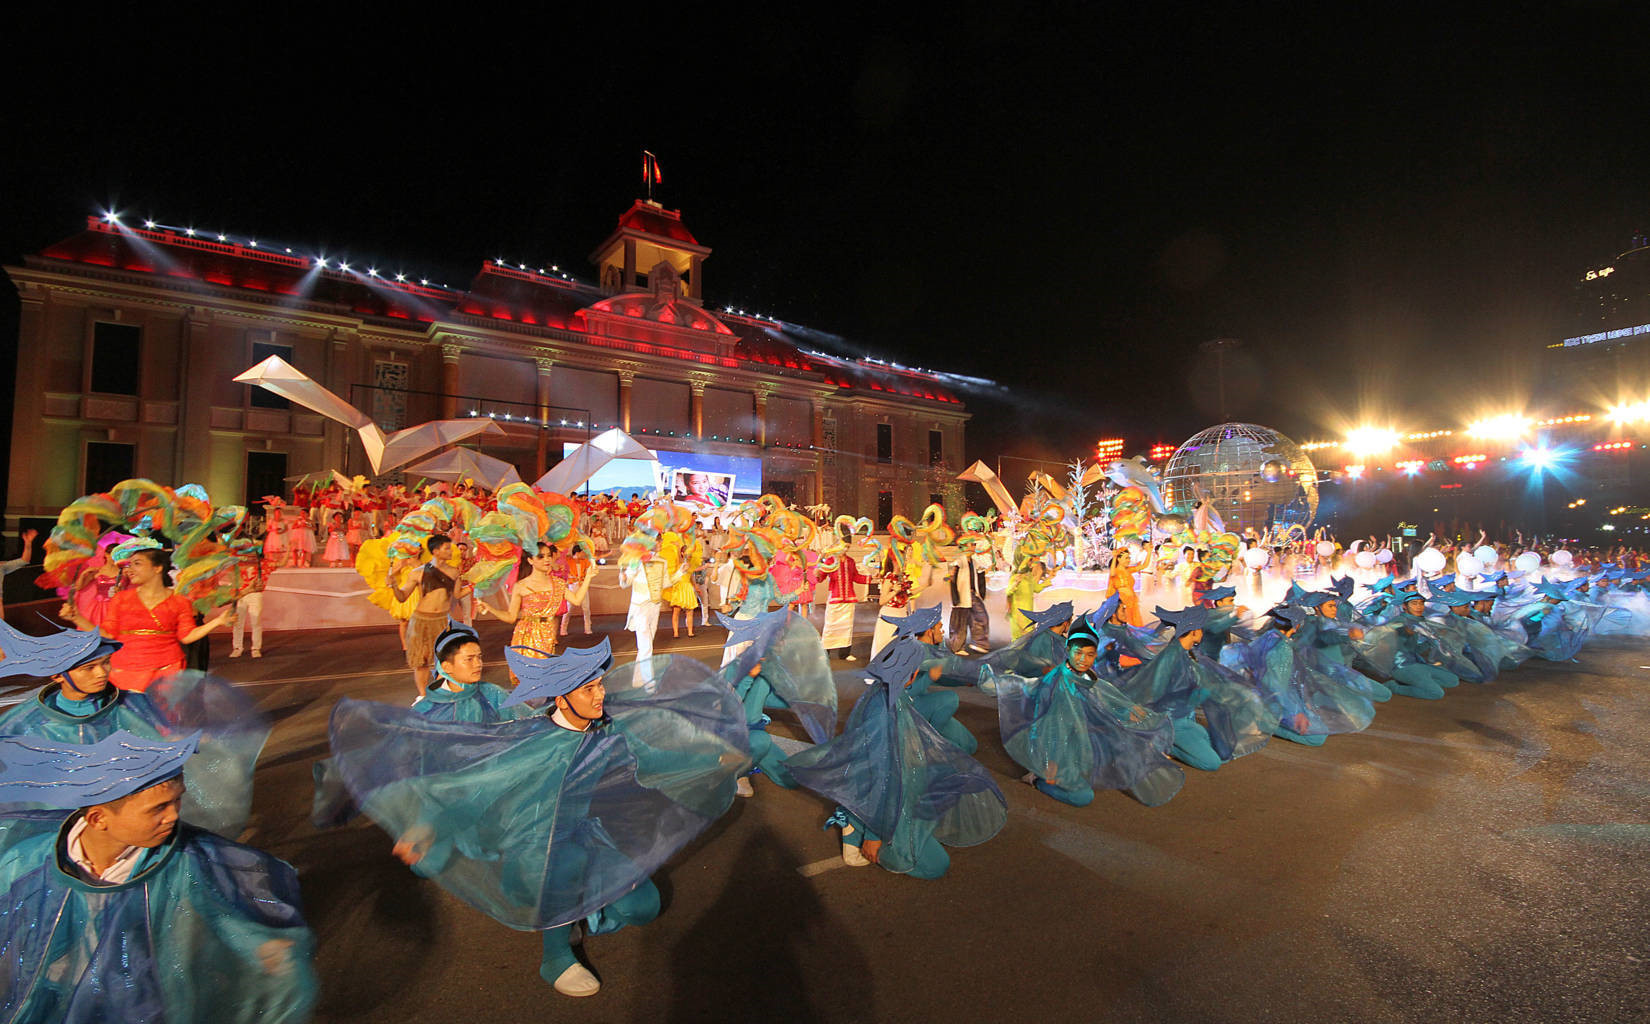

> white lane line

[{"left": 796, "top": 856, "right": 847, "bottom": 878}]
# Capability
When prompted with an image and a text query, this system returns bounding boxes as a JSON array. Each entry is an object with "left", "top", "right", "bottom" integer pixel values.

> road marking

[{"left": 796, "top": 856, "right": 847, "bottom": 878}]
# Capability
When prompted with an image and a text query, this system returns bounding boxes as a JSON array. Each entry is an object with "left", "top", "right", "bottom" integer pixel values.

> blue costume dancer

[
  {"left": 1090, "top": 593, "right": 1168, "bottom": 666},
  {"left": 716, "top": 610, "right": 837, "bottom": 795},
  {"left": 1292, "top": 589, "right": 1393, "bottom": 702},
  {"left": 0, "top": 731, "right": 317, "bottom": 1022},
  {"left": 311, "top": 622, "right": 529, "bottom": 829},
  {"left": 789, "top": 638, "right": 1007, "bottom": 877},
  {"left": 411, "top": 622, "right": 535, "bottom": 724},
  {"left": 882, "top": 605, "right": 982, "bottom": 754},
  {"left": 997, "top": 624, "right": 1184, "bottom": 807},
  {"left": 1220, "top": 605, "right": 1376, "bottom": 746},
  {"left": 1117, "top": 605, "right": 1272, "bottom": 771},
  {"left": 1352, "top": 587, "right": 1460, "bottom": 699},
  {"left": 324, "top": 640, "right": 749, "bottom": 998},
  {"left": 1503, "top": 582, "right": 1609, "bottom": 661},
  {"left": 1192, "top": 586, "right": 1246, "bottom": 661},
  {"left": 0, "top": 619, "right": 268, "bottom": 836}
]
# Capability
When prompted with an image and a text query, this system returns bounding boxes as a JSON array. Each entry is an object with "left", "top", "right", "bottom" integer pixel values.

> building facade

[{"left": 4, "top": 200, "right": 967, "bottom": 528}]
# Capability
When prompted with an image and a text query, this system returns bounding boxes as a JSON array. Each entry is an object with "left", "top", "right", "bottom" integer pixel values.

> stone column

[
  {"left": 618, "top": 370, "right": 634, "bottom": 432},
  {"left": 689, "top": 380, "right": 706, "bottom": 439},
  {"left": 534, "top": 356, "right": 554, "bottom": 479},
  {"left": 689, "top": 255, "right": 704, "bottom": 301},
  {"left": 753, "top": 388, "right": 770, "bottom": 448},
  {"left": 440, "top": 343, "right": 463, "bottom": 419}
]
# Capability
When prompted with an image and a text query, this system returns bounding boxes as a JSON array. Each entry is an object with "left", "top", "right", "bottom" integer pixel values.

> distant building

[
  {"left": 3, "top": 199, "right": 968, "bottom": 530},
  {"left": 1545, "top": 238, "right": 1650, "bottom": 404}
]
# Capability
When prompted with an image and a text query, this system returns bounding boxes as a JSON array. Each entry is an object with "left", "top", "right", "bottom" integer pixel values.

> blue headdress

[
  {"left": 0, "top": 730, "right": 198, "bottom": 809},
  {"left": 716, "top": 609, "right": 791, "bottom": 676},
  {"left": 1435, "top": 589, "right": 1478, "bottom": 607},
  {"left": 1018, "top": 601, "right": 1074, "bottom": 637},
  {"left": 1368, "top": 574, "right": 1396, "bottom": 593},
  {"left": 1087, "top": 592, "right": 1122, "bottom": 630},
  {"left": 1298, "top": 590, "right": 1336, "bottom": 609},
  {"left": 867, "top": 639, "right": 927, "bottom": 706},
  {"left": 1329, "top": 575, "right": 1355, "bottom": 600},
  {"left": 1198, "top": 585, "right": 1236, "bottom": 607},
  {"left": 1533, "top": 582, "right": 1571, "bottom": 602},
  {"left": 502, "top": 638, "right": 614, "bottom": 706},
  {"left": 1154, "top": 605, "right": 1211, "bottom": 635},
  {"left": 1264, "top": 604, "right": 1306, "bottom": 629},
  {"left": 1429, "top": 573, "right": 1456, "bottom": 588},
  {"left": 882, "top": 604, "right": 942, "bottom": 641},
  {"left": 0, "top": 620, "right": 122, "bottom": 680}
]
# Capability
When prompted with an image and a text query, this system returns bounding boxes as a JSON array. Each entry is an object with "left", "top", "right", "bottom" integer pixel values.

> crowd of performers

[{"left": 5, "top": 472, "right": 1650, "bottom": 1018}]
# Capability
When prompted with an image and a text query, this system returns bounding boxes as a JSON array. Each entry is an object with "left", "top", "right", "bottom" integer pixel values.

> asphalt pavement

[{"left": 211, "top": 608, "right": 1650, "bottom": 1024}]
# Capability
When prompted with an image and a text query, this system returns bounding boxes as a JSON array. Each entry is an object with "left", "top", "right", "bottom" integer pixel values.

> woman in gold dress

[{"left": 480, "top": 543, "right": 568, "bottom": 660}]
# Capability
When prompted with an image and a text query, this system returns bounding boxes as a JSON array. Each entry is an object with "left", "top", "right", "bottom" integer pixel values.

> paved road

[{"left": 213, "top": 611, "right": 1650, "bottom": 1023}]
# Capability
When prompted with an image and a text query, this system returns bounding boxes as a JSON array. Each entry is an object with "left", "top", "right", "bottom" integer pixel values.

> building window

[
  {"left": 929, "top": 429, "right": 943, "bottom": 466},
  {"left": 89, "top": 322, "right": 141, "bottom": 395},
  {"left": 85, "top": 441, "right": 135, "bottom": 494},
  {"left": 876, "top": 423, "right": 892, "bottom": 464},
  {"left": 249, "top": 342, "right": 292, "bottom": 409},
  {"left": 245, "top": 451, "right": 288, "bottom": 508},
  {"left": 877, "top": 489, "right": 893, "bottom": 526}
]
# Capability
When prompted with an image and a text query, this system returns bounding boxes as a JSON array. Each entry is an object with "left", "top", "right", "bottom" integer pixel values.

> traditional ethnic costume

[
  {"left": 0, "top": 732, "right": 318, "bottom": 1022},
  {"left": 789, "top": 639, "right": 1007, "bottom": 879},
  {"left": 323, "top": 641, "right": 748, "bottom": 995},
  {"left": 996, "top": 625, "right": 1184, "bottom": 808}
]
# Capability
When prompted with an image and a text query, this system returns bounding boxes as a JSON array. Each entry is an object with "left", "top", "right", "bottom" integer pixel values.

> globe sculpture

[{"left": 1161, "top": 423, "right": 1318, "bottom": 536}]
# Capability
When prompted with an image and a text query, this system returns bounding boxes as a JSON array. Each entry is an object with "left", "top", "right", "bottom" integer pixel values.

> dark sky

[{"left": 5, "top": 6, "right": 1648, "bottom": 472}]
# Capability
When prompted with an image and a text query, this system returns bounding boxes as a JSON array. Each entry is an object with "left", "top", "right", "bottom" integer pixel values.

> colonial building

[{"left": 4, "top": 199, "right": 968, "bottom": 527}]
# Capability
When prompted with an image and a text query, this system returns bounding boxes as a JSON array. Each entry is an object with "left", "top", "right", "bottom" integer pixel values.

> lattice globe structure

[{"left": 1161, "top": 423, "right": 1318, "bottom": 536}]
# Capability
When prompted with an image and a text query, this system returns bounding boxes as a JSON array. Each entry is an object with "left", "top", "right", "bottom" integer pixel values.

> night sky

[{"left": 5, "top": 7, "right": 1648, "bottom": 477}]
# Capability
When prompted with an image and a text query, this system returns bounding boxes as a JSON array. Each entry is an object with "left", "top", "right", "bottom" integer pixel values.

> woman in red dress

[{"left": 89, "top": 547, "right": 234, "bottom": 692}]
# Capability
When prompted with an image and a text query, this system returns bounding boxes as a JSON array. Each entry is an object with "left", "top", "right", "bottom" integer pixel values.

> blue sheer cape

[
  {"left": 1219, "top": 630, "right": 1376, "bottom": 736},
  {"left": 325, "top": 655, "right": 750, "bottom": 930},
  {"left": 0, "top": 812, "right": 316, "bottom": 1024},
  {"left": 786, "top": 678, "right": 1006, "bottom": 875},
  {"left": 0, "top": 671, "right": 267, "bottom": 837},
  {"left": 997, "top": 663, "right": 1183, "bottom": 806}
]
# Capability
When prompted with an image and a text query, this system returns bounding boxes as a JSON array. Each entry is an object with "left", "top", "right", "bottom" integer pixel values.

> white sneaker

[
  {"left": 844, "top": 654, "right": 858, "bottom": 662},
  {"left": 842, "top": 841, "right": 870, "bottom": 867},
  {"left": 250, "top": 650, "right": 262, "bottom": 659},
  {"left": 552, "top": 962, "right": 600, "bottom": 997},
  {"left": 735, "top": 776, "right": 754, "bottom": 798},
  {"left": 230, "top": 649, "right": 243, "bottom": 658}
]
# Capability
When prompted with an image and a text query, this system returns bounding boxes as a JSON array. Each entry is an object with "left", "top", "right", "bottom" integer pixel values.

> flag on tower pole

[{"left": 642, "top": 150, "right": 662, "bottom": 198}]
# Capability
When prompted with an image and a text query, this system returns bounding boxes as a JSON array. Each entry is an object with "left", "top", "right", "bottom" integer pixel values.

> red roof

[
  {"left": 30, "top": 218, "right": 963, "bottom": 407},
  {"left": 615, "top": 200, "right": 699, "bottom": 245}
]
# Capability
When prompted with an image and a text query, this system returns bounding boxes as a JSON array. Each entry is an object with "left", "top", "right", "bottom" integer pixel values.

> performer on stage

[
  {"left": 229, "top": 543, "right": 267, "bottom": 659},
  {"left": 716, "top": 610, "right": 837, "bottom": 798},
  {"left": 1352, "top": 586, "right": 1460, "bottom": 699},
  {"left": 0, "top": 731, "right": 318, "bottom": 1021},
  {"left": 661, "top": 528, "right": 702, "bottom": 639},
  {"left": 945, "top": 541, "right": 999, "bottom": 654},
  {"left": 561, "top": 544, "right": 595, "bottom": 637},
  {"left": 324, "top": 640, "right": 748, "bottom": 997},
  {"left": 323, "top": 513, "right": 350, "bottom": 567},
  {"left": 1118, "top": 605, "right": 1272, "bottom": 771},
  {"left": 621, "top": 551, "right": 670, "bottom": 663},
  {"left": 410, "top": 622, "right": 531, "bottom": 724},
  {"left": 286, "top": 508, "right": 316, "bottom": 568},
  {"left": 996, "top": 623, "right": 1184, "bottom": 808},
  {"left": 1106, "top": 545, "right": 1145, "bottom": 627},
  {"left": 1006, "top": 558, "right": 1050, "bottom": 640}
]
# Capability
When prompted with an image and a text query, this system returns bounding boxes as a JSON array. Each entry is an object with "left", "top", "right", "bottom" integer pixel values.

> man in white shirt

[
  {"left": 621, "top": 555, "right": 670, "bottom": 662},
  {"left": 947, "top": 545, "right": 999, "bottom": 655}
]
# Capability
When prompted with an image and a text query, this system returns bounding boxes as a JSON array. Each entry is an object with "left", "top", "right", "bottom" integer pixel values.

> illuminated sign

[
  {"left": 1561, "top": 322, "right": 1650, "bottom": 348},
  {"left": 1584, "top": 267, "right": 1615, "bottom": 280}
]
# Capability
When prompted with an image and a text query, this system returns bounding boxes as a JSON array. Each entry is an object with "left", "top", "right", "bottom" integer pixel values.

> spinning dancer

[
  {"left": 323, "top": 639, "right": 748, "bottom": 997},
  {"left": 410, "top": 622, "right": 531, "bottom": 724},
  {"left": 716, "top": 610, "right": 838, "bottom": 797},
  {"left": 789, "top": 637, "right": 1007, "bottom": 876}
]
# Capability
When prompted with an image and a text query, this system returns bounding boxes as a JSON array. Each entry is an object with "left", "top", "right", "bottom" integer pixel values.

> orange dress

[
  {"left": 1106, "top": 554, "right": 1145, "bottom": 628},
  {"left": 510, "top": 581, "right": 567, "bottom": 658}
]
